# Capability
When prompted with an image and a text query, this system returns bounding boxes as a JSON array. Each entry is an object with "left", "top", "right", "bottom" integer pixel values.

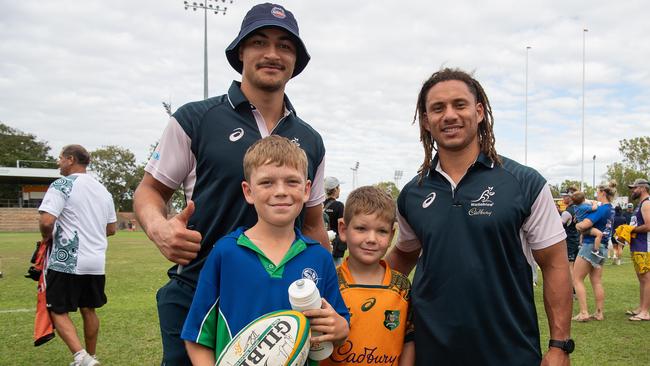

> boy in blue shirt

[
  {"left": 181, "top": 136, "right": 349, "bottom": 365},
  {"left": 572, "top": 191, "right": 603, "bottom": 255}
]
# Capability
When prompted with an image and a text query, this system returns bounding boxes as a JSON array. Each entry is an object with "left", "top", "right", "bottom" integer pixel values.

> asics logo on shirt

[
  {"left": 361, "top": 297, "right": 376, "bottom": 312},
  {"left": 229, "top": 128, "right": 244, "bottom": 142},
  {"left": 422, "top": 192, "right": 436, "bottom": 208}
]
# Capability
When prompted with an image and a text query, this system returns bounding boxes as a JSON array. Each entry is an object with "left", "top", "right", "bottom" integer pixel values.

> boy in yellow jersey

[{"left": 321, "top": 186, "right": 414, "bottom": 366}]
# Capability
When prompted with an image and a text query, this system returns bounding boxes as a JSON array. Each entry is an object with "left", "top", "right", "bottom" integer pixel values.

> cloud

[{"left": 2, "top": 0, "right": 649, "bottom": 196}]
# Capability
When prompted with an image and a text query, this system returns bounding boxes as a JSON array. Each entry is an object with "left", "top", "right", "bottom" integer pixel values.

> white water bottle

[{"left": 288, "top": 278, "right": 333, "bottom": 361}]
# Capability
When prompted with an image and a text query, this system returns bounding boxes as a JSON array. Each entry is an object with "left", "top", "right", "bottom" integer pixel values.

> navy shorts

[
  {"left": 566, "top": 240, "right": 580, "bottom": 262},
  {"left": 156, "top": 278, "right": 195, "bottom": 366},
  {"left": 46, "top": 270, "right": 107, "bottom": 314}
]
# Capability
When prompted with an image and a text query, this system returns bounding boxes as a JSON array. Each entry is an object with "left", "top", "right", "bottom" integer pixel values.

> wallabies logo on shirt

[{"left": 383, "top": 310, "right": 400, "bottom": 330}]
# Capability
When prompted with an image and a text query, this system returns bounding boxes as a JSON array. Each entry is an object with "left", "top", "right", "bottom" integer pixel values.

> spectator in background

[
  {"left": 571, "top": 191, "right": 603, "bottom": 255},
  {"left": 626, "top": 178, "right": 650, "bottom": 321},
  {"left": 573, "top": 181, "right": 617, "bottom": 322},
  {"left": 324, "top": 176, "right": 346, "bottom": 266},
  {"left": 624, "top": 202, "right": 635, "bottom": 224},
  {"left": 560, "top": 190, "right": 580, "bottom": 291},
  {"left": 39, "top": 145, "right": 117, "bottom": 366},
  {"left": 610, "top": 206, "right": 627, "bottom": 265}
]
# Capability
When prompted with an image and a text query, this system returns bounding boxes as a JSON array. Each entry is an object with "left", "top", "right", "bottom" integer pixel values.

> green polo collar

[{"left": 236, "top": 230, "right": 317, "bottom": 278}]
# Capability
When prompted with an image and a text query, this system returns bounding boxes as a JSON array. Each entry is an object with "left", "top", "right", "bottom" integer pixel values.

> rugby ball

[{"left": 216, "top": 309, "right": 310, "bottom": 366}]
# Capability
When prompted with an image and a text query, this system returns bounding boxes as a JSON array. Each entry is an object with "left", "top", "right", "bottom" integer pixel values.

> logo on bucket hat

[
  {"left": 225, "top": 3, "right": 310, "bottom": 77},
  {"left": 271, "top": 6, "right": 286, "bottom": 18}
]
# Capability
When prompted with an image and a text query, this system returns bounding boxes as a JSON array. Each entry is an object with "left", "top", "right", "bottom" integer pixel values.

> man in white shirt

[{"left": 39, "top": 144, "right": 117, "bottom": 366}]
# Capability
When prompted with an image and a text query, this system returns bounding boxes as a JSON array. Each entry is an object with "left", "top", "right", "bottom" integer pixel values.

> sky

[{"left": 2, "top": 0, "right": 650, "bottom": 198}]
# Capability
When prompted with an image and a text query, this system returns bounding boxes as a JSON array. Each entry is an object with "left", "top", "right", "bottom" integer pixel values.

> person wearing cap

[
  {"left": 133, "top": 3, "right": 328, "bottom": 364},
  {"left": 610, "top": 205, "right": 627, "bottom": 265},
  {"left": 560, "top": 188, "right": 580, "bottom": 266},
  {"left": 559, "top": 188, "right": 580, "bottom": 301},
  {"left": 323, "top": 176, "right": 346, "bottom": 266},
  {"left": 626, "top": 178, "right": 650, "bottom": 321}
]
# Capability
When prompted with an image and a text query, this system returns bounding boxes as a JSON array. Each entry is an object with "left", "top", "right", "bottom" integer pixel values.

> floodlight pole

[
  {"left": 592, "top": 155, "right": 596, "bottom": 196},
  {"left": 580, "top": 28, "right": 588, "bottom": 191},
  {"left": 525, "top": 46, "right": 531, "bottom": 166},
  {"left": 351, "top": 162, "right": 359, "bottom": 189},
  {"left": 183, "top": 0, "right": 233, "bottom": 99},
  {"left": 394, "top": 170, "right": 403, "bottom": 187}
]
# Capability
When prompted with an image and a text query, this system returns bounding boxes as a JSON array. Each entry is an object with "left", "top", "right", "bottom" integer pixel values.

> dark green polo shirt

[
  {"left": 169, "top": 81, "right": 325, "bottom": 285},
  {"left": 398, "top": 153, "right": 552, "bottom": 365}
]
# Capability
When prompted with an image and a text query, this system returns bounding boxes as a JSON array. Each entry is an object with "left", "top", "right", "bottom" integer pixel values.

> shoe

[
  {"left": 616, "top": 258, "right": 622, "bottom": 265},
  {"left": 572, "top": 314, "right": 590, "bottom": 322},
  {"left": 589, "top": 313, "right": 604, "bottom": 321},
  {"left": 79, "top": 354, "right": 100, "bottom": 366},
  {"left": 626, "top": 309, "right": 640, "bottom": 316},
  {"left": 629, "top": 315, "right": 650, "bottom": 321}
]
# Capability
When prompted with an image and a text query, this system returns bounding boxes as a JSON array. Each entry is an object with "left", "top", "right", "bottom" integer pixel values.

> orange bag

[{"left": 33, "top": 240, "right": 55, "bottom": 346}]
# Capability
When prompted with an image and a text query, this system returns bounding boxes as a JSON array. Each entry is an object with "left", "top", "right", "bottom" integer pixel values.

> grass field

[{"left": 1, "top": 231, "right": 649, "bottom": 365}]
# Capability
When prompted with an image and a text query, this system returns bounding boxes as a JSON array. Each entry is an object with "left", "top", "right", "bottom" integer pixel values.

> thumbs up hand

[{"left": 150, "top": 200, "right": 202, "bottom": 265}]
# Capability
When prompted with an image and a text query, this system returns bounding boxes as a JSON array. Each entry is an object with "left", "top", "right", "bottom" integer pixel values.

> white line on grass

[{"left": 0, "top": 308, "right": 34, "bottom": 314}]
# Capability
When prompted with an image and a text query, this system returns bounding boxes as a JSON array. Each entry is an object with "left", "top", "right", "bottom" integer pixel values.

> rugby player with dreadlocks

[{"left": 386, "top": 68, "right": 573, "bottom": 365}]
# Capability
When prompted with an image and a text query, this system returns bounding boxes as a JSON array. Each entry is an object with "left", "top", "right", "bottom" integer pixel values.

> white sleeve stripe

[
  {"left": 196, "top": 297, "right": 219, "bottom": 343},
  {"left": 219, "top": 306, "right": 232, "bottom": 339}
]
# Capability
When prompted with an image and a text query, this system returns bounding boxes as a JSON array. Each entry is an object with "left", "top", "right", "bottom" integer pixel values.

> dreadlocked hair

[{"left": 413, "top": 68, "right": 500, "bottom": 184}]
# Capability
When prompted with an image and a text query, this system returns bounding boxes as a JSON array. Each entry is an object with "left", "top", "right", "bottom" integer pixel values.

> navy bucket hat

[{"left": 225, "top": 3, "right": 310, "bottom": 78}]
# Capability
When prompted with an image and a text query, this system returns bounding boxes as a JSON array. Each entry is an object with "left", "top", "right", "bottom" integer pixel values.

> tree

[
  {"left": 374, "top": 181, "right": 400, "bottom": 200},
  {"left": 548, "top": 184, "right": 560, "bottom": 198},
  {"left": 0, "top": 122, "right": 55, "bottom": 168},
  {"left": 557, "top": 179, "right": 595, "bottom": 199},
  {"left": 90, "top": 146, "right": 138, "bottom": 212},
  {"left": 606, "top": 162, "right": 646, "bottom": 198},
  {"left": 618, "top": 136, "right": 650, "bottom": 174},
  {"left": 558, "top": 180, "right": 581, "bottom": 194}
]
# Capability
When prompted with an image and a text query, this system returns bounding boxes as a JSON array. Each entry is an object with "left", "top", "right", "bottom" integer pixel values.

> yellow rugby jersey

[{"left": 321, "top": 259, "right": 414, "bottom": 366}]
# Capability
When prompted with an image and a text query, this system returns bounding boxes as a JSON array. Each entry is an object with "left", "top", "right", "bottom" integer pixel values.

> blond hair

[
  {"left": 243, "top": 135, "right": 307, "bottom": 181},
  {"left": 344, "top": 186, "right": 396, "bottom": 225},
  {"left": 597, "top": 180, "right": 617, "bottom": 202}
]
